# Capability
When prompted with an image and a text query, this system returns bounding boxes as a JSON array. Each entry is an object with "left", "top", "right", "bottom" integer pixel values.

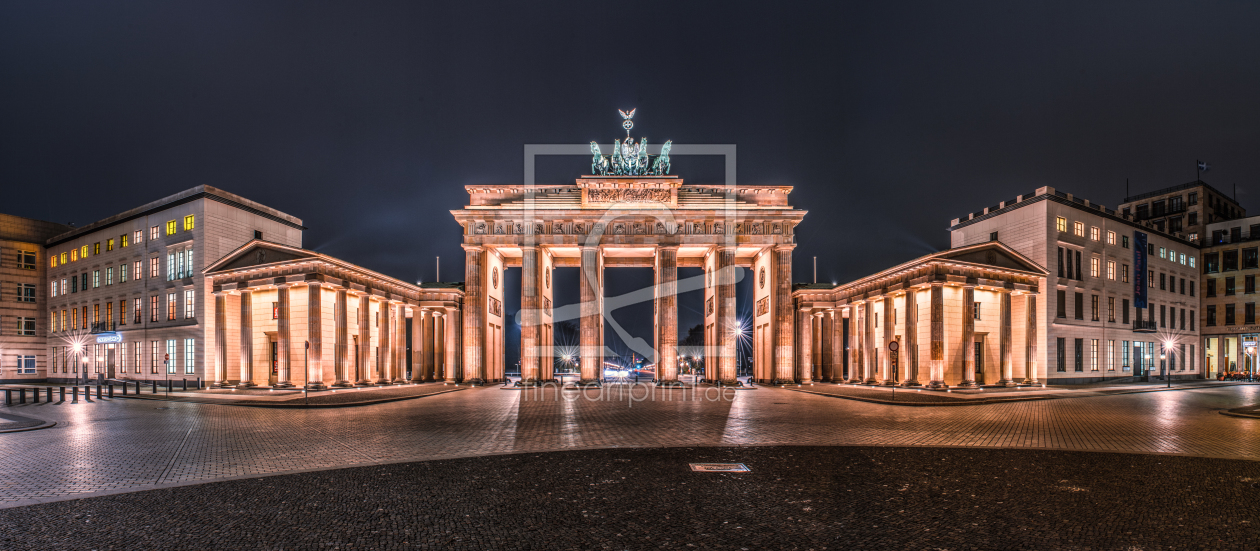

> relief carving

[{"left": 587, "top": 188, "right": 671, "bottom": 204}]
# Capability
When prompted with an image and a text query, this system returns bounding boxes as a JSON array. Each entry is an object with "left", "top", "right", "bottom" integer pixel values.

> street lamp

[{"left": 1162, "top": 341, "right": 1171, "bottom": 388}]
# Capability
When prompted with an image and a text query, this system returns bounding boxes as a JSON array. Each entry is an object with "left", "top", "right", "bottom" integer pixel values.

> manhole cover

[{"left": 689, "top": 463, "right": 750, "bottom": 472}]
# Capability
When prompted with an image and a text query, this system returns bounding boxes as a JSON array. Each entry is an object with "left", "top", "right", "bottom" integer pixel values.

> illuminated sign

[{"left": 95, "top": 332, "right": 122, "bottom": 344}]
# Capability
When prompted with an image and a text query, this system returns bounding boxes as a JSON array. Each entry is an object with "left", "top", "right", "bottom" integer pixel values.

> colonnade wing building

[{"left": 450, "top": 175, "right": 806, "bottom": 385}]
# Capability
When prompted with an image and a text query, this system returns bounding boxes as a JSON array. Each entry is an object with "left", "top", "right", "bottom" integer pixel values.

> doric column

[
  {"left": 238, "top": 289, "right": 255, "bottom": 388},
  {"left": 356, "top": 293, "right": 372, "bottom": 385},
  {"left": 392, "top": 303, "right": 407, "bottom": 383},
  {"left": 1023, "top": 292, "right": 1039, "bottom": 384},
  {"left": 928, "top": 282, "right": 947, "bottom": 389},
  {"left": 820, "top": 310, "right": 834, "bottom": 382},
  {"left": 333, "top": 289, "right": 352, "bottom": 387},
  {"left": 846, "top": 305, "right": 861, "bottom": 383},
  {"left": 579, "top": 245, "right": 602, "bottom": 385},
  {"left": 520, "top": 245, "right": 541, "bottom": 385},
  {"left": 422, "top": 308, "right": 435, "bottom": 381},
  {"left": 410, "top": 306, "right": 424, "bottom": 383},
  {"left": 435, "top": 311, "right": 452, "bottom": 383},
  {"left": 716, "top": 246, "right": 738, "bottom": 384},
  {"left": 274, "top": 285, "right": 294, "bottom": 388},
  {"left": 881, "top": 295, "right": 896, "bottom": 385},
  {"left": 998, "top": 289, "right": 1016, "bottom": 386},
  {"left": 902, "top": 288, "right": 921, "bottom": 386},
  {"left": 657, "top": 246, "right": 680, "bottom": 385},
  {"left": 830, "top": 310, "right": 842, "bottom": 383},
  {"left": 797, "top": 307, "right": 813, "bottom": 383},
  {"left": 958, "top": 284, "right": 978, "bottom": 388},
  {"left": 461, "top": 245, "right": 485, "bottom": 384},
  {"left": 813, "top": 311, "right": 824, "bottom": 382},
  {"left": 445, "top": 307, "right": 460, "bottom": 383},
  {"left": 306, "top": 284, "right": 326, "bottom": 390},
  {"left": 213, "top": 292, "right": 227, "bottom": 388},
  {"left": 773, "top": 245, "right": 795, "bottom": 384},
  {"left": 863, "top": 297, "right": 878, "bottom": 384},
  {"left": 376, "top": 299, "right": 393, "bottom": 384}
]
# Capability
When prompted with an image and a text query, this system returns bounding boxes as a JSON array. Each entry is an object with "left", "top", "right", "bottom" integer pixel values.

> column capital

[
  {"left": 657, "top": 244, "right": 680, "bottom": 252},
  {"left": 812, "top": 311, "right": 824, "bottom": 318},
  {"left": 773, "top": 244, "right": 797, "bottom": 252}
]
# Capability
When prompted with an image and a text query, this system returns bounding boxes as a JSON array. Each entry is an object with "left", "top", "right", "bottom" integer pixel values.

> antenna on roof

[
  {"left": 436, "top": 256, "right": 440, "bottom": 283},
  {"left": 1125, "top": 178, "right": 1129, "bottom": 200},
  {"left": 813, "top": 256, "right": 817, "bottom": 284}
]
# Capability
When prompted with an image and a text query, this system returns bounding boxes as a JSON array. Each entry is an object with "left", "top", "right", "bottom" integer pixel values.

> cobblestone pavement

[
  {"left": 1, "top": 383, "right": 1259, "bottom": 509},
  {"left": 1, "top": 446, "right": 1257, "bottom": 550}
]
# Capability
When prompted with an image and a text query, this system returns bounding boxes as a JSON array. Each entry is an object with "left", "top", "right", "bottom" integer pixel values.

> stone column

[
  {"left": 579, "top": 246, "right": 602, "bottom": 385},
  {"left": 773, "top": 245, "right": 795, "bottom": 384},
  {"left": 376, "top": 300, "right": 392, "bottom": 384},
  {"left": 797, "top": 307, "right": 813, "bottom": 383},
  {"left": 813, "top": 311, "right": 824, "bottom": 382},
  {"left": 958, "top": 284, "right": 978, "bottom": 388},
  {"left": 435, "top": 311, "right": 452, "bottom": 383},
  {"left": 274, "top": 285, "right": 294, "bottom": 388},
  {"left": 716, "top": 246, "right": 738, "bottom": 384},
  {"left": 238, "top": 289, "right": 255, "bottom": 388},
  {"left": 392, "top": 303, "right": 407, "bottom": 383},
  {"left": 998, "top": 289, "right": 1016, "bottom": 386},
  {"left": 306, "top": 284, "right": 326, "bottom": 390},
  {"left": 213, "top": 292, "right": 227, "bottom": 387},
  {"left": 462, "top": 245, "right": 485, "bottom": 384},
  {"left": 881, "top": 295, "right": 896, "bottom": 385},
  {"left": 333, "top": 289, "right": 352, "bottom": 387},
  {"left": 657, "top": 246, "right": 680, "bottom": 385},
  {"left": 520, "top": 245, "right": 541, "bottom": 385},
  {"left": 863, "top": 297, "right": 879, "bottom": 384},
  {"left": 445, "top": 307, "right": 460, "bottom": 383},
  {"left": 1023, "top": 292, "right": 1039, "bottom": 384},
  {"left": 410, "top": 307, "right": 424, "bottom": 383},
  {"left": 928, "top": 283, "right": 947, "bottom": 389},
  {"left": 356, "top": 293, "right": 372, "bottom": 385},
  {"left": 422, "top": 309, "right": 436, "bottom": 381},
  {"left": 902, "top": 288, "right": 921, "bottom": 386},
  {"left": 830, "top": 310, "right": 842, "bottom": 383},
  {"left": 846, "top": 306, "right": 861, "bottom": 383},
  {"left": 820, "top": 310, "right": 834, "bottom": 382}
]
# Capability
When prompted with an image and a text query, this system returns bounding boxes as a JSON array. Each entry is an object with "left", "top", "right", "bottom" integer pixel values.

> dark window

[
  {"left": 1148, "top": 244, "right": 1155, "bottom": 255},
  {"left": 1188, "top": 192, "right": 1198, "bottom": 205},
  {"left": 1226, "top": 304, "right": 1236, "bottom": 326},
  {"left": 1074, "top": 292, "right": 1084, "bottom": 320},
  {"left": 1232, "top": 227, "right": 1243, "bottom": 242},
  {"left": 1058, "top": 247, "right": 1065, "bottom": 278},
  {"left": 1075, "top": 251, "right": 1082, "bottom": 280},
  {"left": 1191, "top": 310, "right": 1195, "bottom": 331},
  {"left": 1226, "top": 277, "right": 1236, "bottom": 296},
  {"left": 1057, "top": 338, "right": 1066, "bottom": 372},
  {"left": 1075, "top": 339, "right": 1084, "bottom": 372},
  {"left": 1180, "top": 278, "right": 1186, "bottom": 295},
  {"left": 1212, "top": 230, "right": 1226, "bottom": 245},
  {"left": 1065, "top": 249, "right": 1073, "bottom": 280},
  {"left": 254, "top": 230, "right": 263, "bottom": 240},
  {"left": 1108, "top": 297, "right": 1115, "bottom": 322},
  {"left": 1207, "top": 305, "right": 1217, "bottom": 326},
  {"left": 1122, "top": 235, "right": 1129, "bottom": 248},
  {"left": 1224, "top": 250, "right": 1239, "bottom": 271},
  {"left": 1181, "top": 308, "right": 1186, "bottom": 330},
  {"left": 1189, "top": 212, "right": 1198, "bottom": 226},
  {"left": 1159, "top": 272, "right": 1166, "bottom": 291},
  {"left": 1205, "top": 252, "right": 1220, "bottom": 272},
  {"left": 1169, "top": 217, "right": 1183, "bottom": 233},
  {"left": 1170, "top": 196, "right": 1184, "bottom": 211},
  {"left": 1091, "top": 295, "right": 1099, "bottom": 321},
  {"left": 1190, "top": 282, "right": 1195, "bottom": 297},
  {"left": 1160, "top": 305, "right": 1166, "bottom": 328},
  {"left": 1152, "top": 200, "right": 1166, "bottom": 217},
  {"left": 81, "top": 274, "right": 88, "bottom": 291},
  {"left": 71, "top": 275, "right": 78, "bottom": 293},
  {"left": 1252, "top": 224, "right": 1260, "bottom": 239},
  {"left": 1207, "top": 278, "right": 1217, "bottom": 297},
  {"left": 1245, "top": 248, "right": 1259, "bottom": 269},
  {"left": 1246, "top": 303, "right": 1255, "bottom": 325},
  {"left": 990, "top": 231, "right": 998, "bottom": 242},
  {"left": 1136, "top": 204, "right": 1149, "bottom": 219},
  {"left": 1122, "top": 299, "right": 1130, "bottom": 324},
  {"left": 1123, "top": 207, "right": 1132, "bottom": 217},
  {"left": 1248, "top": 275, "right": 1256, "bottom": 294},
  {"left": 1057, "top": 290, "right": 1066, "bottom": 318}
]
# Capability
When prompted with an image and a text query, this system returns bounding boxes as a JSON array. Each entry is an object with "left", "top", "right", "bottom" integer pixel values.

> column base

[
  {"left": 235, "top": 381, "right": 257, "bottom": 389},
  {"left": 210, "top": 382, "right": 226, "bottom": 389},
  {"left": 955, "top": 380, "right": 979, "bottom": 389},
  {"left": 900, "top": 380, "right": 922, "bottom": 387},
  {"left": 331, "top": 382, "right": 355, "bottom": 388},
  {"left": 862, "top": 378, "right": 879, "bottom": 385},
  {"left": 1022, "top": 378, "right": 1039, "bottom": 385},
  {"left": 305, "top": 383, "right": 327, "bottom": 391},
  {"left": 656, "top": 380, "right": 684, "bottom": 387},
  {"left": 390, "top": 378, "right": 407, "bottom": 385},
  {"left": 927, "top": 381, "right": 949, "bottom": 390},
  {"left": 272, "top": 382, "right": 295, "bottom": 389},
  {"left": 772, "top": 378, "right": 796, "bottom": 385},
  {"left": 373, "top": 379, "right": 391, "bottom": 386},
  {"left": 461, "top": 378, "right": 483, "bottom": 386},
  {"left": 846, "top": 378, "right": 863, "bottom": 384},
  {"left": 880, "top": 380, "right": 898, "bottom": 386},
  {"left": 996, "top": 379, "right": 1018, "bottom": 387}
]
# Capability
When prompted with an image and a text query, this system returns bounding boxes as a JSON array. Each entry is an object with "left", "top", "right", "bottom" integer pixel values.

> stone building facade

[
  {"left": 1117, "top": 181, "right": 1245, "bottom": 242},
  {"left": 42, "top": 186, "right": 303, "bottom": 383},
  {"left": 951, "top": 186, "right": 1201, "bottom": 383},
  {"left": 1199, "top": 214, "right": 1260, "bottom": 376},
  {"left": 0, "top": 214, "right": 72, "bottom": 383}
]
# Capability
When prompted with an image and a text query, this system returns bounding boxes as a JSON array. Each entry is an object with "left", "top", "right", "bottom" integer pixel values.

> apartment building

[
  {"left": 0, "top": 214, "right": 72, "bottom": 383},
  {"left": 1199, "top": 215, "right": 1260, "bottom": 376},
  {"left": 950, "top": 186, "right": 1201, "bottom": 383},
  {"left": 43, "top": 186, "right": 302, "bottom": 383},
  {"left": 1117, "top": 181, "right": 1245, "bottom": 242}
]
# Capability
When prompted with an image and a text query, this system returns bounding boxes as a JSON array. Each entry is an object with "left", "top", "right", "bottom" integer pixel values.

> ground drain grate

[{"left": 689, "top": 463, "right": 750, "bottom": 472}]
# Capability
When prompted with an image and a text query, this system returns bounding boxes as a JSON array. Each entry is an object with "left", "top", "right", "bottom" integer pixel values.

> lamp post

[{"left": 1160, "top": 345, "right": 1168, "bottom": 388}]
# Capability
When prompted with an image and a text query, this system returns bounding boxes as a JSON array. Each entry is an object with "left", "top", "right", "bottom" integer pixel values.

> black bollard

[
  {"left": 122, "top": 382, "right": 127, "bottom": 395},
  {"left": 47, "top": 387, "right": 53, "bottom": 402},
  {"left": 152, "top": 381, "right": 157, "bottom": 393},
  {"left": 84, "top": 386, "right": 92, "bottom": 401},
  {"left": 4, "top": 389, "right": 10, "bottom": 406},
  {"left": 60, "top": 387, "right": 65, "bottom": 402},
  {"left": 96, "top": 385, "right": 102, "bottom": 399},
  {"left": 168, "top": 380, "right": 173, "bottom": 393},
  {"left": 71, "top": 387, "right": 78, "bottom": 402},
  {"left": 197, "top": 377, "right": 202, "bottom": 389},
  {"left": 32, "top": 388, "right": 40, "bottom": 404},
  {"left": 19, "top": 388, "right": 26, "bottom": 404},
  {"left": 182, "top": 379, "right": 187, "bottom": 391},
  {"left": 108, "top": 385, "right": 114, "bottom": 398}
]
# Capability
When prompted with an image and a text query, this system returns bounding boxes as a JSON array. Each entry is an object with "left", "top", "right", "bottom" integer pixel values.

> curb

[
  {"left": 0, "top": 420, "right": 56, "bottom": 433},
  {"left": 114, "top": 387, "right": 468, "bottom": 408},
  {"left": 1220, "top": 410, "right": 1260, "bottom": 420},
  {"left": 783, "top": 382, "right": 1251, "bottom": 407}
]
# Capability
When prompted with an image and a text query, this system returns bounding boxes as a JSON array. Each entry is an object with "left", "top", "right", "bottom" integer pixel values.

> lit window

[
  {"left": 17, "top": 317, "right": 35, "bottom": 336},
  {"left": 1090, "top": 257, "right": 1100, "bottom": 278},
  {"left": 94, "top": 243, "right": 100, "bottom": 255},
  {"left": 184, "top": 215, "right": 194, "bottom": 231},
  {"left": 150, "top": 226, "right": 158, "bottom": 240},
  {"left": 185, "top": 338, "right": 195, "bottom": 374},
  {"left": 167, "top": 340, "right": 177, "bottom": 374},
  {"left": 1091, "top": 339, "right": 1099, "bottom": 371},
  {"left": 106, "top": 267, "right": 113, "bottom": 286},
  {"left": 71, "top": 248, "right": 78, "bottom": 262},
  {"left": 107, "top": 239, "right": 114, "bottom": 252},
  {"left": 150, "top": 257, "right": 159, "bottom": 278},
  {"left": 134, "top": 260, "right": 142, "bottom": 280},
  {"left": 185, "top": 289, "right": 195, "bottom": 319},
  {"left": 51, "top": 255, "right": 58, "bottom": 268},
  {"left": 81, "top": 245, "right": 88, "bottom": 258},
  {"left": 1189, "top": 256, "right": 1196, "bottom": 268},
  {"left": 1090, "top": 227, "right": 1100, "bottom": 241},
  {"left": 121, "top": 234, "right": 129, "bottom": 247},
  {"left": 51, "top": 280, "right": 59, "bottom": 297},
  {"left": 1159, "top": 247, "right": 1166, "bottom": 259},
  {"left": 167, "top": 293, "right": 176, "bottom": 320},
  {"left": 1056, "top": 217, "right": 1067, "bottom": 232},
  {"left": 134, "top": 229, "right": 143, "bottom": 244},
  {"left": 151, "top": 295, "right": 159, "bottom": 322},
  {"left": 1107, "top": 231, "right": 1116, "bottom": 245},
  {"left": 166, "top": 220, "right": 176, "bottom": 235},
  {"left": 60, "top": 252, "right": 67, "bottom": 264},
  {"left": 1107, "top": 260, "right": 1116, "bottom": 280},
  {"left": 120, "top": 263, "right": 127, "bottom": 283},
  {"left": 18, "top": 283, "right": 35, "bottom": 302},
  {"left": 1180, "top": 253, "right": 1186, "bottom": 265},
  {"left": 1072, "top": 221, "right": 1083, "bottom": 236},
  {"left": 93, "top": 270, "right": 100, "bottom": 288}
]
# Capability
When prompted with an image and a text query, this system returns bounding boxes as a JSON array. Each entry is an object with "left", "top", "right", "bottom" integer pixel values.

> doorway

[
  {"left": 269, "top": 340, "right": 279, "bottom": 386},
  {"left": 106, "top": 344, "right": 116, "bottom": 379},
  {"left": 974, "top": 337, "right": 986, "bottom": 385}
]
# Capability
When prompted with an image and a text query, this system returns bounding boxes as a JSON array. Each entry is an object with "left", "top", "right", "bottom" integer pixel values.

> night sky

[{"left": 4, "top": 2, "right": 1259, "bottom": 367}]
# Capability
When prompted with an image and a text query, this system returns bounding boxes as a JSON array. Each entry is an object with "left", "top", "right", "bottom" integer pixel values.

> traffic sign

[{"left": 888, "top": 341, "right": 899, "bottom": 352}]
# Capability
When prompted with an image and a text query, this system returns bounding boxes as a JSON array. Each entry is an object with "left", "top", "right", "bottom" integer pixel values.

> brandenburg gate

[{"left": 451, "top": 118, "right": 807, "bottom": 386}]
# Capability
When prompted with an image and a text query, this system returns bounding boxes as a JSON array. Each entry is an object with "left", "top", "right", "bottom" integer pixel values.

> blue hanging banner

[{"left": 1133, "top": 231, "right": 1148, "bottom": 308}]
